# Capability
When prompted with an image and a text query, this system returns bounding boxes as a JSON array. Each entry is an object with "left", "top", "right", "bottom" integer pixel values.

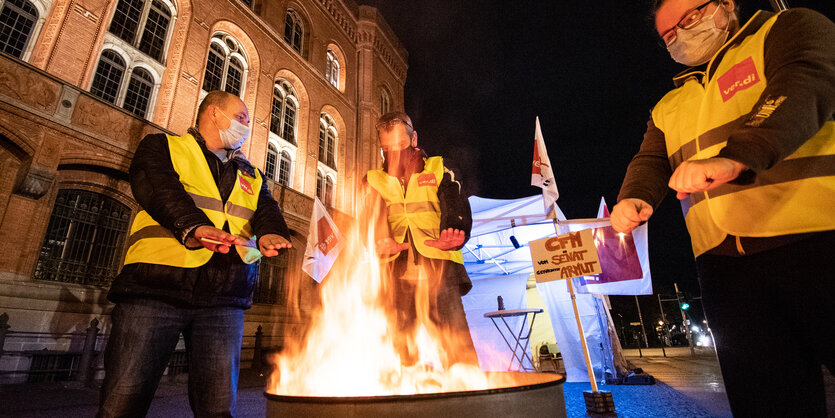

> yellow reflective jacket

[
  {"left": 653, "top": 11, "right": 835, "bottom": 257},
  {"left": 124, "top": 133, "right": 262, "bottom": 267},
  {"left": 367, "top": 156, "right": 464, "bottom": 264}
]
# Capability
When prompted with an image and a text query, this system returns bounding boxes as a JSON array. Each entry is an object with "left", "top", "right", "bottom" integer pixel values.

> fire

[{"left": 267, "top": 192, "right": 511, "bottom": 397}]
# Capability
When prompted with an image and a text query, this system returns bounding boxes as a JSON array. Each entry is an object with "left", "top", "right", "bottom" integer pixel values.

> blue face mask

[
  {"left": 666, "top": 6, "right": 733, "bottom": 66},
  {"left": 215, "top": 109, "right": 250, "bottom": 149}
]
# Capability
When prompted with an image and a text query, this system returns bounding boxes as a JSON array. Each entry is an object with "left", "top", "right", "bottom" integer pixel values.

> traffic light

[{"left": 676, "top": 291, "right": 690, "bottom": 311}]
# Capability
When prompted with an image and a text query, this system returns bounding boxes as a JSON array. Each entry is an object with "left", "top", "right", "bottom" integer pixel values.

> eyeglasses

[
  {"left": 375, "top": 118, "right": 413, "bottom": 132},
  {"left": 659, "top": 0, "right": 716, "bottom": 46}
]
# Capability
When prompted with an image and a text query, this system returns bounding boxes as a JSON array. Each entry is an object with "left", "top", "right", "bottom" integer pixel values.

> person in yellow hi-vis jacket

[
  {"left": 610, "top": 1, "right": 835, "bottom": 416},
  {"left": 99, "top": 91, "right": 291, "bottom": 417},
  {"left": 363, "top": 111, "right": 479, "bottom": 370}
]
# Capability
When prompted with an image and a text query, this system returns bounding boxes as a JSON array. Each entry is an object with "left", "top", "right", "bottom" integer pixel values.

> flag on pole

[
  {"left": 574, "top": 197, "right": 653, "bottom": 295},
  {"left": 531, "top": 117, "right": 559, "bottom": 213},
  {"left": 301, "top": 197, "right": 343, "bottom": 283}
]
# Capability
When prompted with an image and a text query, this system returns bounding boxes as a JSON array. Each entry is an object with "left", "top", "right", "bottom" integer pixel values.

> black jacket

[{"left": 108, "top": 130, "right": 290, "bottom": 308}]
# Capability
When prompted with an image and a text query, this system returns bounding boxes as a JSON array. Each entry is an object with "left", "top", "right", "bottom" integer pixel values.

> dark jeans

[
  {"left": 98, "top": 298, "right": 244, "bottom": 418},
  {"left": 697, "top": 230, "right": 835, "bottom": 418}
]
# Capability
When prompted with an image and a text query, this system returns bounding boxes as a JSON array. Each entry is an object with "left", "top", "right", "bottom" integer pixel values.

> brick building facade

[{"left": 0, "top": 0, "right": 407, "bottom": 382}]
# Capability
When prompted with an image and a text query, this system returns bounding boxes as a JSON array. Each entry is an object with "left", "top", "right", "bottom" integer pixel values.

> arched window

[
  {"left": 90, "top": 48, "right": 159, "bottom": 118},
  {"left": 90, "top": 50, "right": 126, "bottom": 104},
  {"left": 316, "top": 171, "right": 324, "bottom": 202},
  {"left": 0, "top": 0, "right": 38, "bottom": 59},
  {"left": 380, "top": 87, "right": 391, "bottom": 115},
  {"left": 108, "top": 0, "right": 172, "bottom": 62},
  {"left": 283, "top": 9, "right": 303, "bottom": 53},
  {"left": 265, "top": 143, "right": 278, "bottom": 180},
  {"left": 325, "top": 49, "right": 339, "bottom": 88},
  {"left": 269, "top": 80, "right": 297, "bottom": 144},
  {"left": 123, "top": 67, "right": 154, "bottom": 117},
  {"left": 203, "top": 34, "right": 247, "bottom": 97},
  {"left": 319, "top": 113, "right": 336, "bottom": 169},
  {"left": 324, "top": 176, "right": 334, "bottom": 207},
  {"left": 278, "top": 150, "right": 291, "bottom": 186},
  {"left": 34, "top": 189, "right": 131, "bottom": 286}
]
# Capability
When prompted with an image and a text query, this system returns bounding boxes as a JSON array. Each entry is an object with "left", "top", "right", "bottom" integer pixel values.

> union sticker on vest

[
  {"left": 238, "top": 174, "right": 254, "bottom": 195},
  {"left": 417, "top": 173, "right": 437, "bottom": 187},
  {"left": 717, "top": 56, "right": 760, "bottom": 103}
]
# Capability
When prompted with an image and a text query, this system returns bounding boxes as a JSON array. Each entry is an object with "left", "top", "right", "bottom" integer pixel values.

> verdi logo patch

[{"left": 717, "top": 56, "right": 760, "bottom": 102}]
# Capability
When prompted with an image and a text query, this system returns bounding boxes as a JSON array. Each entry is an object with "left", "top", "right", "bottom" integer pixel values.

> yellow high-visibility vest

[
  {"left": 124, "top": 134, "right": 262, "bottom": 267},
  {"left": 367, "top": 156, "right": 464, "bottom": 264},
  {"left": 653, "top": 11, "right": 835, "bottom": 256}
]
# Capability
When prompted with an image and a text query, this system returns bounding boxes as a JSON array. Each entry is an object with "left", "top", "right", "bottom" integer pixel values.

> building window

[
  {"left": 202, "top": 34, "right": 246, "bottom": 97},
  {"left": 283, "top": 9, "right": 303, "bottom": 53},
  {"left": 325, "top": 49, "right": 339, "bottom": 88},
  {"left": 108, "top": 0, "right": 172, "bottom": 62},
  {"left": 0, "top": 0, "right": 38, "bottom": 59},
  {"left": 254, "top": 249, "right": 290, "bottom": 304},
  {"left": 34, "top": 189, "right": 131, "bottom": 287},
  {"left": 316, "top": 171, "right": 324, "bottom": 202},
  {"left": 324, "top": 176, "right": 334, "bottom": 207},
  {"left": 269, "top": 80, "right": 297, "bottom": 144},
  {"left": 278, "top": 150, "right": 291, "bottom": 186},
  {"left": 319, "top": 113, "right": 336, "bottom": 169},
  {"left": 89, "top": 48, "right": 158, "bottom": 118},
  {"left": 90, "top": 50, "right": 125, "bottom": 104},
  {"left": 265, "top": 143, "right": 277, "bottom": 180},
  {"left": 380, "top": 88, "right": 391, "bottom": 115},
  {"left": 123, "top": 67, "right": 154, "bottom": 117}
]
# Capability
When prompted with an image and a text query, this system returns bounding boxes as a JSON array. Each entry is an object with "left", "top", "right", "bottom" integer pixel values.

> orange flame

[{"left": 267, "top": 189, "right": 507, "bottom": 396}]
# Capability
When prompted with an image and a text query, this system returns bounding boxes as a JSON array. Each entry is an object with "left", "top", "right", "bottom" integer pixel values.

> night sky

[{"left": 362, "top": 1, "right": 834, "bottom": 332}]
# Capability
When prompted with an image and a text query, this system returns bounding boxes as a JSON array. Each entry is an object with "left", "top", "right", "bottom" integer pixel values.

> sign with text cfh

[{"left": 529, "top": 229, "right": 601, "bottom": 283}]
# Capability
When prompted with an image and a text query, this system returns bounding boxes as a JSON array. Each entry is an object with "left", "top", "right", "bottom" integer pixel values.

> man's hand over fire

[
  {"left": 190, "top": 226, "right": 245, "bottom": 253},
  {"left": 376, "top": 237, "right": 410, "bottom": 257},
  {"left": 424, "top": 228, "right": 466, "bottom": 250},
  {"left": 258, "top": 234, "right": 292, "bottom": 257}
]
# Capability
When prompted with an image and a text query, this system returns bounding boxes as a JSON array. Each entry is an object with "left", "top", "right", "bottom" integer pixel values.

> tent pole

[{"left": 551, "top": 204, "right": 598, "bottom": 392}]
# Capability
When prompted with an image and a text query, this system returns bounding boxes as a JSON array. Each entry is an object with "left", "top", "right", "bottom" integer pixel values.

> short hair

[
  {"left": 196, "top": 91, "right": 236, "bottom": 126},
  {"left": 376, "top": 111, "right": 414, "bottom": 137}
]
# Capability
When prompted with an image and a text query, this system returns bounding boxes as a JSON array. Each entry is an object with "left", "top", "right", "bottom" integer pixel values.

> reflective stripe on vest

[
  {"left": 124, "top": 134, "right": 262, "bottom": 267},
  {"left": 366, "top": 156, "right": 464, "bottom": 264},
  {"left": 653, "top": 11, "right": 835, "bottom": 256}
]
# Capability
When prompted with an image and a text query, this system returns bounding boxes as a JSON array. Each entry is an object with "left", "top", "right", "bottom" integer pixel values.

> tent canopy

[{"left": 464, "top": 195, "right": 566, "bottom": 281}]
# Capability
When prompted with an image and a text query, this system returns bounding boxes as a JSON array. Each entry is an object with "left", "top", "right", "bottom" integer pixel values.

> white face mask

[
  {"left": 215, "top": 109, "right": 249, "bottom": 149},
  {"left": 666, "top": 5, "right": 733, "bottom": 67}
]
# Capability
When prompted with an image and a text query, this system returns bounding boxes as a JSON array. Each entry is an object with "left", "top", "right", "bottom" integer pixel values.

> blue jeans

[{"left": 98, "top": 299, "right": 244, "bottom": 418}]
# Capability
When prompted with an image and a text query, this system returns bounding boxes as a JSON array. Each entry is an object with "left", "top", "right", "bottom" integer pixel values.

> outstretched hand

[
  {"left": 189, "top": 225, "right": 245, "bottom": 253},
  {"left": 258, "top": 234, "right": 292, "bottom": 257},
  {"left": 376, "top": 237, "right": 410, "bottom": 257},
  {"left": 424, "top": 228, "right": 466, "bottom": 250}
]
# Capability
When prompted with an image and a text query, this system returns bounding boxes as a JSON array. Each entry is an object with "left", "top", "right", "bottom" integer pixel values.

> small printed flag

[
  {"left": 301, "top": 197, "right": 343, "bottom": 283},
  {"left": 531, "top": 117, "right": 559, "bottom": 213},
  {"left": 574, "top": 197, "right": 653, "bottom": 295}
]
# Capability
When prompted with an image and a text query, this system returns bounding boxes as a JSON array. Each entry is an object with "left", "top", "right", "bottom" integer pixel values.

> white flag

[
  {"left": 301, "top": 197, "right": 343, "bottom": 283},
  {"left": 531, "top": 117, "right": 559, "bottom": 213}
]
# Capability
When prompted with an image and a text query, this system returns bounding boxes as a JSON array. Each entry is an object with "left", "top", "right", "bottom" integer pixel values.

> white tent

[{"left": 461, "top": 195, "right": 622, "bottom": 382}]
